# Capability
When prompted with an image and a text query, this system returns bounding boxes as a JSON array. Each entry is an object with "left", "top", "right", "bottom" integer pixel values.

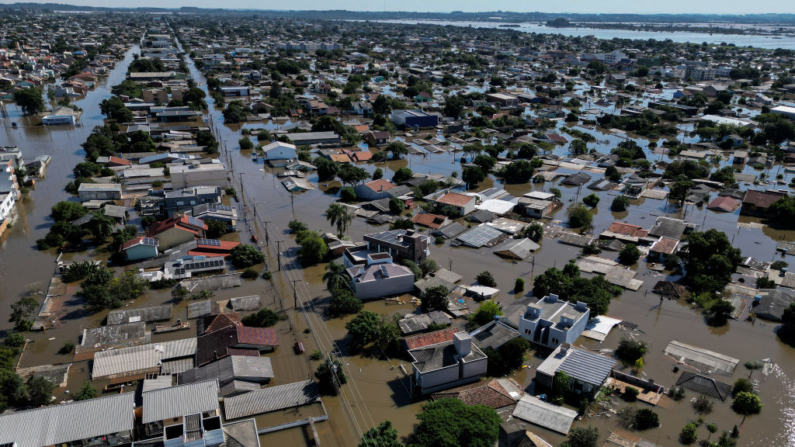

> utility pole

[
  {"left": 275, "top": 240, "right": 283, "bottom": 271},
  {"left": 262, "top": 220, "right": 271, "bottom": 246},
  {"left": 292, "top": 279, "right": 301, "bottom": 310}
]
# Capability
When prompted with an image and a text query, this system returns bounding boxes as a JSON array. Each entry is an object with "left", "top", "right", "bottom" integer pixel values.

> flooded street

[{"left": 0, "top": 26, "right": 792, "bottom": 447}]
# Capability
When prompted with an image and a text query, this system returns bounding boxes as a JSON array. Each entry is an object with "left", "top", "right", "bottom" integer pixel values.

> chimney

[
  {"left": 560, "top": 343, "right": 571, "bottom": 355},
  {"left": 453, "top": 332, "right": 472, "bottom": 357}
]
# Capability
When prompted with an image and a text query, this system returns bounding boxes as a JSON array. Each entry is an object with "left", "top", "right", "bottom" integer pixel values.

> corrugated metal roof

[
  {"left": 511, "top": 395, "right": 577, "bottom": 435},
  {"left": 229, "top": 296, "right": 261, "bottom": 311},
  {"left": 224, "top": 380, "right": 320, "bottom": 420},
  {"left": 557, "top": 349, "right": 616, "bottom": 387},
  {"left": 93, "top": 345, "right": 161, "bottom": 379},
  {"left": 159, "top": 338, "right": 197, "bottom": 360},
  {"left": 161, "top": 358, "right": 195, "bottom": 375},
  {"left": 107, "top": 305, "right": 173, "bottom": 325},
  {"left": 0, "top": 393, "right": 135, "bottom": 447},
  {"left": 142, "top": 380, "right": 220, "bottom": 424},
  {"left": 142, "top": 375, "right": 174, "bottom": 393}
]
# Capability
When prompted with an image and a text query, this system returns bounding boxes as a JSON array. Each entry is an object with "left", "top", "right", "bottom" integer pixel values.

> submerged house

[{"left": 345, "top": 253, "right": 415, "bottom": 300}]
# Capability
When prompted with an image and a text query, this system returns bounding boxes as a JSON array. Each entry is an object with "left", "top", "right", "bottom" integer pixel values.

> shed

[
  {"left": 469, "top": 321, "right": 520, "bottom": 351},
  {"left": 107, "top": 305, "right": 173, "bottom": 325},
  {"left": 229, "top": 295, "right": 261, "bottom": 312},
  {"left": 223, "top": 380, "right": 320, "bottom": 420},
  {"left": 455, "top": 224, "right": 506, "bottom": 248},
  {"left": 511, "top": 395, "right": 577, "bottom": 435},
  {"left": 675, "top": 372, "right": 733, "bottom": 401},
  {"left": 664, "top": 340, "right": 739, "bottom": 376},
  {"left": 493, "top": 238, "right": 540, "bottom": 260}
]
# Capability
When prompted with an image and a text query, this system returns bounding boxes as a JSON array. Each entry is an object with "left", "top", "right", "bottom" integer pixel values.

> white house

[
  {"left": 41, "top": 107, "right": 76, "bottom": 125},
  {"left": 261, "top": 141, "right": 297, "bottom": 161},
  {"left": 508, "top": 294, "right": 590, "bottom": 349},
  {"left": 408, "top": 332, "right": 488, "bottom": 394}
]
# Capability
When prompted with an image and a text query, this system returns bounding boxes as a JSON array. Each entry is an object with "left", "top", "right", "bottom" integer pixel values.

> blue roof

[{"left": 558, "top": 349, "right": 616, "bottom": 387}]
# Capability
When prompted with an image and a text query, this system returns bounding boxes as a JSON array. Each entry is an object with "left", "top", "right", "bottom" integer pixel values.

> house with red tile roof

[
  {"left": 107, "top": 156, "right": 131, "bottom": 167},
  {"left": 354, "top": 179, "right": 396, "bottom": 201},
  {"left": 649, "top": 237, "right": 680, "bottom": 260},
  {"left": 188, "top": 238, "right": 240, "bottom": 258},
  {"left": 605, "top": 222, "right": 649, "bottom": 240},
  {"left": 404, "top": 327, "right": 459, "bottom": 350},
  {"left": 707, "top": 196, "right": 740, "bottom": 213},
  {"left": 147, "top": 215, "right": 207, "bottom": 250},
  {"left": 412, "top": 213, "right": 449, "bottom": 229},
  {"left": 430, "top": 191, "right": 477, "bottom": 216}
]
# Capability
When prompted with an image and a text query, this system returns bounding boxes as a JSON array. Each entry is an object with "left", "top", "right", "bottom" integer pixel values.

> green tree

[
  {"left": 26, "top": 375, "right": 54, "bottom": 406},
  {"left": 522, "top": 222, "right": 544, "bottom": 242},
  {"left": 372, "top": 168, "right": 384, "bottom": 180},
  {"left": 205, "top": 220, "right": 229, "bottom": 239},
  {"left": 359, "top": 420, "right": 402, "bottom": 447},
  {"left": 4, "top": 334, "right": 24, "bottom": 348},
  {"left": 616, "top": 337, "right": 647, "bottom": 364},
  {"left": 462, "top": 166, "right": 486, "bottom": 189},
  {"left": 476, "top": 271, "right": 497, "bottom": 287},
  {"left": 618, "top": 244, "right": 641, "bottom": 265},
  {"left": 323, "top": 261, "right": 351, "bottom": 294},
  {"left": 337, "top": 164, "right": 370, "bottom": 186},
  {"left": 553, "top": 371, "right": 571, "bottom": 402},
  {"left": 768, "top": 196, "right": 795, "bottom": 229},
  {"left": 386, "top": 141, "right": 409, "bottom": 159},
  {"left": 611, "top": 195, "right": 630, "bottom": 212},
  {"left": 468, "top": 300, "right": 503, "bottom": 329},
  {"left": 732, "top": 391, "right": 762, "bottom": 415},
  {"left": 51, "top": 201, "right": 87, "bottom": 222},
  {"left": 9, "top": 296, "right": 38, "bottom": 332},
  {"left": 298, "top": 232, "right": 328, "bottom": 265},
  {"left": 345, "top": 311, "right": 382, "bottom": 347},
  {"left": 241, "top": 308, "right": 278, "bottom": 327},
  {"left": 680, "top": 423, "right": 698, "bottom": 444},
  {"left": 500, "top": 160, "right": 536, "bottom": 184},
  {"left": 230, "top": 244, "right": 265, "bottom": 268},
  {"left": 314, "top": 157, "right": 339, "bottom": 181},
  {"left": 633, "top": 408, "right": 660, "bottom": 430},
  {"left": 74, "top": 381, "right": 97, "bottom": 401},
  {"left": 326, "top": 203, "right": 353, "bottom": 236},
  {"left": 515, "top": 277, "right": 525, "bottom": 293},
  {"left": 389, "top": 197, "right": 405, "bottom": 215},
  {"left": 419, "top": 258, "right": 439, "bottom": 277},
  {"left": 484, "top": 337, "right": 529, "bottom": 377},
  {"left": 314, "top": 358, "right": 347, "bottom": 395},
  {"left": 392, "top": 167, "right": 414, "bottom": 183},
  {"left": 583, "top": 193, "right": 600, "bottom": 208},
  {"left": 569, "top": 139, "right": 588, "bottom": 155},
  {"left": 567, "top": 204, "right": 593, "bottom": 232},
  {"left": 562, "top": 427, "right": 599, "bottom": 447},
  {"left": 706, "top": 299, "right": 735, "bottom": 326},
  {"left": 328, "top": 289, "right": 363, "bottom": 317},
  {"left": 88, "top": 210, "right": 115, "bottom": 241},
  {"left": 339, "top": 186, "right": 356, "bottom": 203},
  {"left": 13, "top": 87, "right": 45, "bottom": 115},
  {"left": 410, "top": 398, "right": 501, "bottom": 447},
  {"left": 685, "top": 229, "right": 743, "bottom": 294},
  {"left": 421, "top": 285, "right": 449, "bottom": 313}
]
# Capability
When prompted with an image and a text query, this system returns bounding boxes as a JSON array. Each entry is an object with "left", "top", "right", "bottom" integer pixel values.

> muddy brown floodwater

[{"left": 0, "top": 30, "right": 793, "bottom": 447}]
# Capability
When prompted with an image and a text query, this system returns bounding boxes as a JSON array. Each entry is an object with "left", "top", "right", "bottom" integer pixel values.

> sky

[{"left": 4, "top": 0, "right": 795, "bottom": 14}]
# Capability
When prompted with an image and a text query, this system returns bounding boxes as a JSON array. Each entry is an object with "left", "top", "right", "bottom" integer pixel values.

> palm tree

[
  {"left": 88, "top": 210, "right": 115, "bottom": 241},
  {"left": 326, "top": 203, "right": 352, "bottom": 237},
  {"left": 322, "top": 261, "right": 350, "bottom": 294}
]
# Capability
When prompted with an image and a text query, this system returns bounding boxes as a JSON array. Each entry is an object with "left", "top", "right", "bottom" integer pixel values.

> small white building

[
  {"left": 261, "top": 141, "right": 297, "bottom": 161},
  {"left": 41, "top": 107, "right": 76, "bottom": 125},
  {"left": 77, "top": 183, "right": 122, "bottom": 202},
  {"left": 170, "top": 161, "right": 228, "bottom": 189}
]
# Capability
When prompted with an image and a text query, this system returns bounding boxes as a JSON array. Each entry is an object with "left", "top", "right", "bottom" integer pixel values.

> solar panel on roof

[
  {"left": 142, "top": 237, "right": 158, "bottom": 246},
  {"left": 197, "top": 238, "right": 221, "bottom": 246},
  {"left": 186, "top": 216, "right": 204, "bottom": 228}
]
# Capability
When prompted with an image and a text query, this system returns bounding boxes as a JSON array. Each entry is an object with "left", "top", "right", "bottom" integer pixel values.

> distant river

[{"left": 355, "top": 19, "right": 795, "bottom": 49}]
